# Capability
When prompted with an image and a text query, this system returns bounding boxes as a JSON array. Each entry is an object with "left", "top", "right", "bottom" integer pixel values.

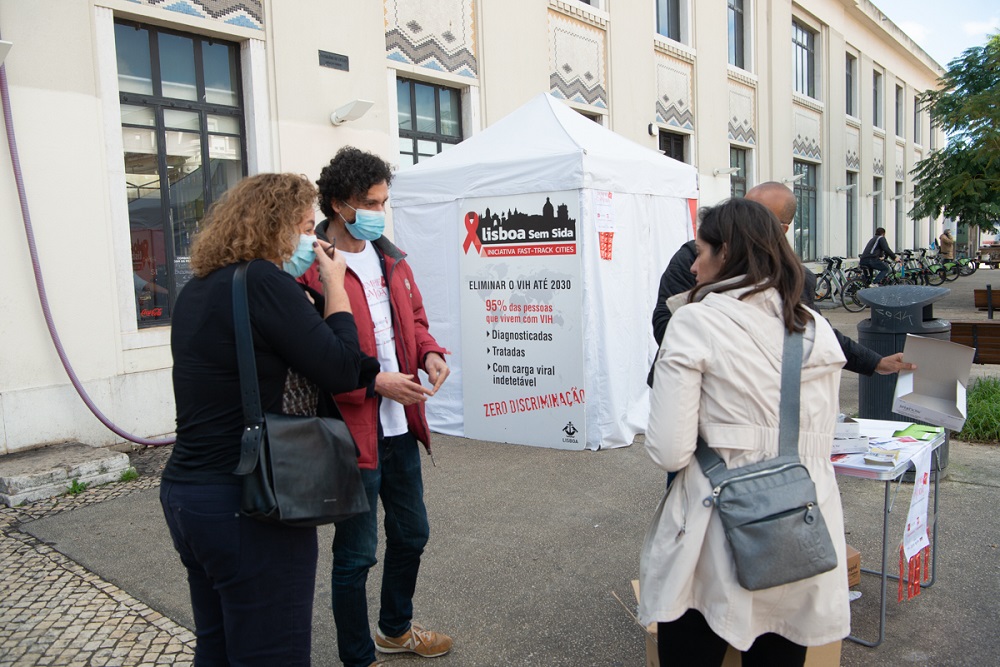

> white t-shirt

[{"left": 342, "top": 242, "right": 408, "bottom": 437}]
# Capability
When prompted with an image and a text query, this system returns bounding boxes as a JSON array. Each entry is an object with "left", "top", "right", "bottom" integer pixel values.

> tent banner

[{"left": 459, "top": 191, "right": 586, "bottom": 449}]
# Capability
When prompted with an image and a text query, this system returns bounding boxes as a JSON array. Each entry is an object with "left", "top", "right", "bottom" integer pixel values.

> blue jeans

[
  {"left": 160, "top": 480, "right": 318, "bottom": 666},
  {"left": 331, "top": 432, "right": 430, "bottom": 667}
]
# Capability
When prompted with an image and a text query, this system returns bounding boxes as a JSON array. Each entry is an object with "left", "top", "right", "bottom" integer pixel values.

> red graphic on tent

[{"left": 463, "top": 212, "right": 483, "bottom": 255}]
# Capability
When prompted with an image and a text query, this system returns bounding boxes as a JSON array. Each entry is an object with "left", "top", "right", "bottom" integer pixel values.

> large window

[
  {"left": 728, "top": 0, "right": 746, "bottom": 69},
  {"left": 929, "top": 109, "right": 936, "bottom": 149},
  {"left": 793, "top": 161, "right": 818, "bottom": 261},
  {"left": 895, "top": 84, "right": 904, "bottom": 137},
  {"left": 114, "top": 21, "right": 245, "bottom": 327},
  {"left": 846, "top": 172, "right": 858, "bottom": 256},
  {"left": 792, "top": 21, "right": 816, "bottom": 98},
  {"left": 845, "top": 53, "right": 857, "bottom": 116},
  {"left": 730, "top": 147, "right": 748, "bottom": 198},
  {"left": 873, "top": 70, "right": 883, "bottom": 128},
  {"left": 659, "top": 130, "right": 686, "bottom": 162},
  {"left": 914, "top": 96, "right": 922, "bottom": 144},
  {"left": 894, "top": 181, "right": 905, "bottom": 246},
  {"left": 872, "top": 176, "right": 883, "bottom": 233},
  {"left": 656, "top": 0, "right": 681, "bottom": 42},
  {"left": 397, "top": 78, "right": 463, "bottom": 166}
]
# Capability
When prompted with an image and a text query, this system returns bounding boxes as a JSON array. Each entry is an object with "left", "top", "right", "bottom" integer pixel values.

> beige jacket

[
  {"left": 939, "top": 233, "right": 955, "bottom": 259},
  {"left": 639, "top": 279, "right": 849, "bottom": 649}
]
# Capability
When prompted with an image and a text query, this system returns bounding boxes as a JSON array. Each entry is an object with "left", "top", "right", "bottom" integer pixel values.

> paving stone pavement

[{"left": 0, "top": 446, "right": 195, "bottom": 667}]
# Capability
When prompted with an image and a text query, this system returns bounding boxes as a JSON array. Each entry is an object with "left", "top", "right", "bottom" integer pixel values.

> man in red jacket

[{"left": 305, "top": 147, "right": 451, "bottom": 667}]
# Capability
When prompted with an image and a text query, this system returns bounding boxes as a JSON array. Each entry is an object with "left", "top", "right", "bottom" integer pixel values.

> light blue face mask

[
  {"left": 341, "top": 203, "right": 386, "bottom": 241},
  {"left": 282, "top": 233, "right": 316, "bottom": 277}
]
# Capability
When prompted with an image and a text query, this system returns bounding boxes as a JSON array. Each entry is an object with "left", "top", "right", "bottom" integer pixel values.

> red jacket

[{"left": 301, "top": 235, "right": 446, "bottom": 469}]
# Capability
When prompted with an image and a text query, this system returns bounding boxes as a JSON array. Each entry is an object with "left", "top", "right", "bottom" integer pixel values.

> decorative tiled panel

[
  {"left": 654, "top": 54, "right": 693, "bottom": 130},
  {"left": 846, "top": 125, "right": 860, "bottom": 171},
  {"left": 385, "top": 0, "right": 478, "bottom": 78},
  {"left": 792, "top": 105, "right": 822, "bottom": 161},
  {"left": 130, "top": 0, "right": 264, "bottom": 30},
  {"left": 895, "top": 144, "right": 905, "bottom": 180},
  {"left": 548, "top": 10, "right": 607, "bottom": 108},
  {"left": 873, "top": 135, "right": 885, "bottom": 176},
  {"left": 728, "top": 80, "right": 755, "bottom": 146}
]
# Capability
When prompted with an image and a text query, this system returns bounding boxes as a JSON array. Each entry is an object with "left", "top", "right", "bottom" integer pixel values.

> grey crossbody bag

[{"left": 695, "top": 331, "right": 838, "bottom": 591}]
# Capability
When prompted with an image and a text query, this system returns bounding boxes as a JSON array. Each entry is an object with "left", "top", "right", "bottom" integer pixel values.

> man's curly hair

[{"left": 317, "top": 147, "right": 393, "bottom": 219}]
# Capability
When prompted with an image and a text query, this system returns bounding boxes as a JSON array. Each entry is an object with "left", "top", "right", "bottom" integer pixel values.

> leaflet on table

[
  {"left": 831, "top": 438, "right": 933, "bottom": 477},
  {"left": 458, "top": 191, "right": 586, "bottom": 450}
]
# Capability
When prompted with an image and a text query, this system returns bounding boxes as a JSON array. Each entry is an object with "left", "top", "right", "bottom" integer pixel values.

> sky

[{"left": 872, "top": 0, "right": 999, "bottom": 68}]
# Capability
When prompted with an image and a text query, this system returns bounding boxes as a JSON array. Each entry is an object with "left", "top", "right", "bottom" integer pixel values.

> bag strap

[
  {"left": 232, "top": 261, "right": 265, "bottom": 476},
  {"left": 694, "top": 330, "right": 804, "bottom": 481}
]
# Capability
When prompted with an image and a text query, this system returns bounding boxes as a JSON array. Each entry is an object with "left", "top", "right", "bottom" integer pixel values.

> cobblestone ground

[{"left": 0, "top": 446, "right": 195, "bottom": 667}]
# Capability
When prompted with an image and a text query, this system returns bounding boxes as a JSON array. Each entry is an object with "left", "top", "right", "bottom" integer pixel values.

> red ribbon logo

[{"left": 463, "top": 212, "right": 482, "bottom": 255}]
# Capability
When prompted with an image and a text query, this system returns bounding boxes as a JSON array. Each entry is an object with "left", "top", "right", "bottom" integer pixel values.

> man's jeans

[
  {"left": 861, "top": 257, "right": 890, "bottom": 284},
  {"left": 331, "top": 431, "right": 429, "bottom": 667}
]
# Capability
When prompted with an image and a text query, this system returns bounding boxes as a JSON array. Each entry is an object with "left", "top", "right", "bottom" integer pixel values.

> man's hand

[
  {"left": 375, "top": 372, "right": 432, "bottom": 405},
  {"left": 424, "top": 352, "right": 450, "bottom": 395},
  {"left": 875, "top": 352, "right": 917, "bottom": 375}
]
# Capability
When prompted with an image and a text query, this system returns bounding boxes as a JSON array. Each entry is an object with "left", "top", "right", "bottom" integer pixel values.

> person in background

[
  {"left": 640, "top": 198, "right": 850, "bottom": 666},
  {"left": 162, "top": 173, "right": 369, "bottom": 665},
  {"left": 859, "top": 227, "right": 898, "bottom": 285},
  {"left": 651, "top": 183, "right": 913, "bottom": 379},
  {"left": 304, "top": 147, "right": 452, "bottom": 667},
  {"left": 938, "top": 228, "right": 955, "bottom": 260}
]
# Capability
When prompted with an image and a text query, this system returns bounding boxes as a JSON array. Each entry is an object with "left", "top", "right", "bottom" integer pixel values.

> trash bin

[{"left": 857, "top": 285, "right": 951, "bottom": 473}]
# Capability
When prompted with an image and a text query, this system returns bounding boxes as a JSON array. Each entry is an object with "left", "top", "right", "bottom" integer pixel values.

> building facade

[{"left": 0, "top": 0, "right": 944, "bottom": 452}]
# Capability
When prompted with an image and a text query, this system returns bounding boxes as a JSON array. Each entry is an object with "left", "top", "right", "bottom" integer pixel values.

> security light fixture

[
  {"left": 782, "top": 173, "right": 806, "bottom": 184},
  {"left": 866, "top": 190, "right": 883, "bottom": 198},
  {"left": 330, "top": 99, "right": 374, "bottom": 126},
  {"left": 835, "top": 184, "right": 858, "bottom": 192},
  {"left": 713, "top": 167, "right": 740, "bottom": 176}
]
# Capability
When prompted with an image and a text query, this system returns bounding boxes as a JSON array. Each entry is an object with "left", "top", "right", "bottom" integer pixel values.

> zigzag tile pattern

[
  {"left": 550, "top": 74, "right": 607, "bottom": 108},
  {"left": 846, "top": 150, "right": 860, "bottom": 170},
  {"left": 655, "top": 101, "right": 693, "bottom": 130},
  {"left": 386, "top": 29, "right": 478, "bottom": 76},
  {"left": 874, "top": 158, "right": 884, "bottom": 176},
  {"left": 147, "top": 0, "right": 263, "bottom": 29},
  {"left": 728, "top": 121, "right": 756, "bottom": 145},
  {"left": 792, "top": 135, "right": 822, "bottom": 161}
]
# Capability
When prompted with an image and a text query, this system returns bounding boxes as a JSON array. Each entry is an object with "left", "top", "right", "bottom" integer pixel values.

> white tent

[{"left": 392, "top": 93, "right": 698, "bottom": 450}]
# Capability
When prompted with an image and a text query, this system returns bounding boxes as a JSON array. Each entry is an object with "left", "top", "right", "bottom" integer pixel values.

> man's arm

[{"left": 652, "top": 240, "right": 697, "bottom": 345}]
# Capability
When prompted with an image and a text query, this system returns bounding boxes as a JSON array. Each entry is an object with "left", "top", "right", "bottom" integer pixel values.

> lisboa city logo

[{"left": 562, "top": 421, "right": 579, "bottom": 444}]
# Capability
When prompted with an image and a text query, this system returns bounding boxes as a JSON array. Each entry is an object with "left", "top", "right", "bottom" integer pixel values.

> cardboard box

[
  {"left": 631, "top": 581, "right": 841, "bottom": 666},
  {"left": 835, "top": 416, "right": 861, "bottom": 437},
  {"left": 831, "top": 435, "right": 869, "bottom": 455},
  {"left": 892, "top": 334, "right": 976, "bottom": 431},
  {"left": 846, "top": 545, "right": 861, "bottom": 588}
]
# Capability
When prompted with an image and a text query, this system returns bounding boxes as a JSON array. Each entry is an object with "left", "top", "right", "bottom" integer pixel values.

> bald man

[{"left": 649, "top": 182, "right": 913, "bottom": 385}]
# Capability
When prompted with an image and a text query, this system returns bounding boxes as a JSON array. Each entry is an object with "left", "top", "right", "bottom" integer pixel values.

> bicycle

[
  {"left": 813, "top": 256, "right": 852, "bottom": 308},
  {"left": 841, "top": 258, "right": 913, "bottom": 312}
]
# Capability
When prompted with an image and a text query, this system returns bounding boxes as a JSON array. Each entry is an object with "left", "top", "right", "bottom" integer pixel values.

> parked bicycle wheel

[
  {"left": 842, "top": 279, "right": 868, "bottom": 312},
  {"left": 943, "top": 262, "right": 961, "bottom": 281},
  {"left": 926, "top": 267, "right": 947, "bottom": 286},
  {"left": 959, "top": 258, "right": 978, "bottom": 276},
  {"left": 814, "top": 275, "right": 832, "bottom": 301}
]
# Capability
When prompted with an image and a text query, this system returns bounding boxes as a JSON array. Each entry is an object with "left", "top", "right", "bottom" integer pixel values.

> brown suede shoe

[{"left": 375, "top": 623, "right": 453, "bottom": 657}]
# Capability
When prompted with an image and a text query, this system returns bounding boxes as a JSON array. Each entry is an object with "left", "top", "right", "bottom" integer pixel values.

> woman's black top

[{"left": 164, "top": 261, "right": 363, "bottom": 485}]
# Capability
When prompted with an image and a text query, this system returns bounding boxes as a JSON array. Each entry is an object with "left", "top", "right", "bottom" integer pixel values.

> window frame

[
  {"left": 728, "top": 0, "right": 746, "bottom": 70},
  {"left": 656, "top": 0, "right": 682, "bottom": 43},
  {"left": 872, "top": 176, "right": 883, "bottom": 232},
  {"left": 846, "top": 171, "right": 858, "bottom": 256},
  {"left": 792, "top": 161, "right": 818, "bottom": 261},
  {"left": 845, "top": 53, "right": 857, "bottom": 117},
  {"left": 913, "top": 95, "right": 922, "bottom": 144},
  {"left": 659, "top": 130, "right": 687, "bottom": 163},
  {"left": 792, "top": 21, "right": 816, "bottom": 99},
  {"left": 894, "top": 181, "right": 905, "bottom": 247},
  {"left": 114, "top": 19, "right": 246, "bottom": 328},
  {"left": 396, "top": 77, "right": 464, "bottom": 166},
  {"left": 894, "top": 84, "right": 905, "bottom": 138},
  {"left": 873, "top": 69, "right": 883, "bottom": 129},
  {"left": 730, "top": 146, "right": 748, "bottom": 198}
]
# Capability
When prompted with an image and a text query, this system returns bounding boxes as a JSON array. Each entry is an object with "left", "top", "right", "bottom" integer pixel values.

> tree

[{"left": 911, "top": 34, "right": 1000, "bottom": 233}]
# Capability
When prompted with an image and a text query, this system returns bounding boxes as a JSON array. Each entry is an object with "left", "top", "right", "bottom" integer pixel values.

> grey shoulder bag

[{"left": 695, "top": 331, "right": 838, "bottom": 590}]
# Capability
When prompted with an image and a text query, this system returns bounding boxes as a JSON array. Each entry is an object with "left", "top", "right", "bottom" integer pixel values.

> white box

[
  {"left": 835, "top": 416, "right": 861, "bottom": 437},
  {"left": 831, "top": 435, "right": 869, "bottom": 455},
  {"left": 892, "top": 334, "right": 976, "bottom": 431}
]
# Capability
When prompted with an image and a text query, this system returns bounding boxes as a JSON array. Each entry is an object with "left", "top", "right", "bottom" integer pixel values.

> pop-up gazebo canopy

[{"left": 392, "top": 93, "right": 698, "bottom": 450}]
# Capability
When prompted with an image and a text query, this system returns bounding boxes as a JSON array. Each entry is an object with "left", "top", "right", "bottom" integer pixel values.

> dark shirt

[
  {"left": 861, "top": 235, "right": 896, "bottom": 262},
  {"left": 650, "top": 241, "right": 881, "bottom": 379},
  {"left": 164, "top": 261, "right": 364, "bottom": 484}
]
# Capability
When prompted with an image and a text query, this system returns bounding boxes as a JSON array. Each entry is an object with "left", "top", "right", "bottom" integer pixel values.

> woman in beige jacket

[{"left": 639, "top": 199, "right": 850, "bottom": 666}]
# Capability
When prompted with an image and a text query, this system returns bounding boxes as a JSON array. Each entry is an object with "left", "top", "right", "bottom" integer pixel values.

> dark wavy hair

[
  {"left": 316, "top": 147, "right": 393, "bottom": 219},
  {"left": 689, "top": 198, "right": 809, "bottom": 333}
]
